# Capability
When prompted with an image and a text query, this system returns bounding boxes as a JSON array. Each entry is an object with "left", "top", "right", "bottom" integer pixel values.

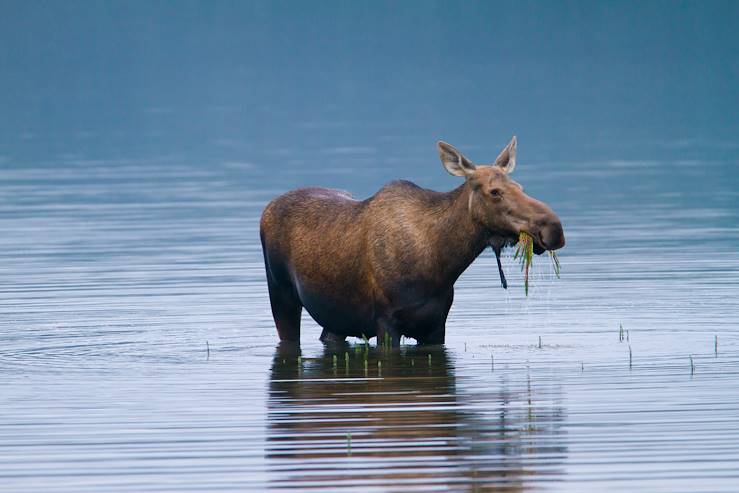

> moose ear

[
  {"left": 438, "top": 141, "right": 475, "bottom": 177},
  {"left": 494, "top": 136, "right": 517, "bottom": 173}
]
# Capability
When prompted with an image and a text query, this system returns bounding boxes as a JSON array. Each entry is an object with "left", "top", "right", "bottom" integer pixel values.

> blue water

[{"left": 1, "top": 2, "right": 738, "bottom": 492}]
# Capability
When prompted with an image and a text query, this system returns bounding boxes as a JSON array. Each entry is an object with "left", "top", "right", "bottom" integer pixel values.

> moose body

[{"left": 260, "top": 137, "right": 565, "bottom": 345}]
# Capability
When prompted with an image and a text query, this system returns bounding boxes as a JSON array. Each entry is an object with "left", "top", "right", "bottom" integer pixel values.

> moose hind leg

[
  {"left": 266, "top": 274, "right": 302, "bottom": 342},
  {"left": 376, "top": 318, "right": 402, "bottom": 348},
  {"left": 319, "top": 329, "right": 346, "bottom": 344}
]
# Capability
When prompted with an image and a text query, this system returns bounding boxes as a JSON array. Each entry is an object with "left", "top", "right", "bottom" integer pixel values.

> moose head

[{"left": 438, "top": 137, "right": 565, "bottom": 256}]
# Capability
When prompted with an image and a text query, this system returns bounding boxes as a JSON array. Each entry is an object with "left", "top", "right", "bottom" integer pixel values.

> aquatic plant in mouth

[
  {"left": 513, "top": 232, "right": 534, "bottom": 295},
  {"left": 514, "top": 232, "right": 561, "bottom": 296}
]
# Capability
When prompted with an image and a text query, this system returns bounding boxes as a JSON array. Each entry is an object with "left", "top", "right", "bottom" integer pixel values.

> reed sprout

[{"left": 715, "top": 335, "right": 718, "bottom": 357}]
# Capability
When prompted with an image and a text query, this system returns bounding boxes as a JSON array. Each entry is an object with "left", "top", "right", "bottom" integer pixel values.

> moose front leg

[
  {"left": 415, "top": 290, "right": 452, "bottom": 346},
  {"left": 416, "top": 323, "right": 446, "bottom": 345}
]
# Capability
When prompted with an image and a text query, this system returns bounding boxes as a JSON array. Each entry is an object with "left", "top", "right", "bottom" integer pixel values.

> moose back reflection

[{"left": 267, "top": 344, "right": 566, "bottom": 491}]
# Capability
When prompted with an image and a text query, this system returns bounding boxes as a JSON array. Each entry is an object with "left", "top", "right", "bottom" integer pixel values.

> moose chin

[{"left": 260, "top": 136, "right": 565, "bottom": 346}]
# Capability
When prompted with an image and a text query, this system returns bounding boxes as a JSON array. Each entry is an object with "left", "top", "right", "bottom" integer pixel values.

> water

[
  {"left": 2, "top": 146, "right": 738, "bottom": 493},
  {"left": 2, "top": 2, "right": 739, "bottom": 492}
]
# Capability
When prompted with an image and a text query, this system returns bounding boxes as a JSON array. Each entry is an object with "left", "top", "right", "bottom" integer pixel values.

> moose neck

[{"left": 427, "top": 182, "right": 489, "bottom": 286}]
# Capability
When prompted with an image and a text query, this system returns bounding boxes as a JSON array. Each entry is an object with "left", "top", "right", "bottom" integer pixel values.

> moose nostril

[{"left": 542, "top": 221, "right": 565, "bottom": 250}]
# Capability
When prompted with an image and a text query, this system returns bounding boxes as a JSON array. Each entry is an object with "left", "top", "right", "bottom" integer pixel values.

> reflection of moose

[{"left": 266, "top": 343, "right": 567, "bottom": 491}]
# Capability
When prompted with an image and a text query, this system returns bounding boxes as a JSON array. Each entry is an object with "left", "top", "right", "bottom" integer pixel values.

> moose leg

[
  {"left": 417, "top": 324, "right": 446, "bottom": 345},
  {"left": 266, "top": 274, "right": 302, "bottom": 342},
  {"left": 319, "top": 329, "right": 346, "bottom": 344},
  {"left": 376, "top": 318, "right": 401, "bottom": 348},
  {"left": 416, "top": 289, "right": 453, "bottom": 345}
]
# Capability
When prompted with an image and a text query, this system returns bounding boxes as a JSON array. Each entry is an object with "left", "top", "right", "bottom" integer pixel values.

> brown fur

[{"left": 260, "top": 138, "right": 564, "bottom": 345}]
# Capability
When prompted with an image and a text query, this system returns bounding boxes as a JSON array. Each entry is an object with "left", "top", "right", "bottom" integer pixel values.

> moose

[{"left": 260, "top": 137, "right": 565, "bottom": 346}]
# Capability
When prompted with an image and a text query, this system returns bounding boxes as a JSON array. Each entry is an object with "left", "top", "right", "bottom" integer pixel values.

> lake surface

[
  {"left": 1, "top": 2, "right": 739, "bottom": 492},
  {"left": 1, "top": 143, "right": 738, "bottom": 492}
]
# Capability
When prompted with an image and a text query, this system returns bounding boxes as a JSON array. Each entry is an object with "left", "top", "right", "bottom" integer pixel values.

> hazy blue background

[
  {"left": 1, "top": 2, "right": 738, "bottom": 492},
  {"left": 2, "top": 0, "right": 737, "bottom": 167}
]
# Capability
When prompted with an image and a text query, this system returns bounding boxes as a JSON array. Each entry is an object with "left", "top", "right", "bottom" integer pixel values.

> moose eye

[{"left": 490, "top": 188, "right": 503, "bottom": 198}]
